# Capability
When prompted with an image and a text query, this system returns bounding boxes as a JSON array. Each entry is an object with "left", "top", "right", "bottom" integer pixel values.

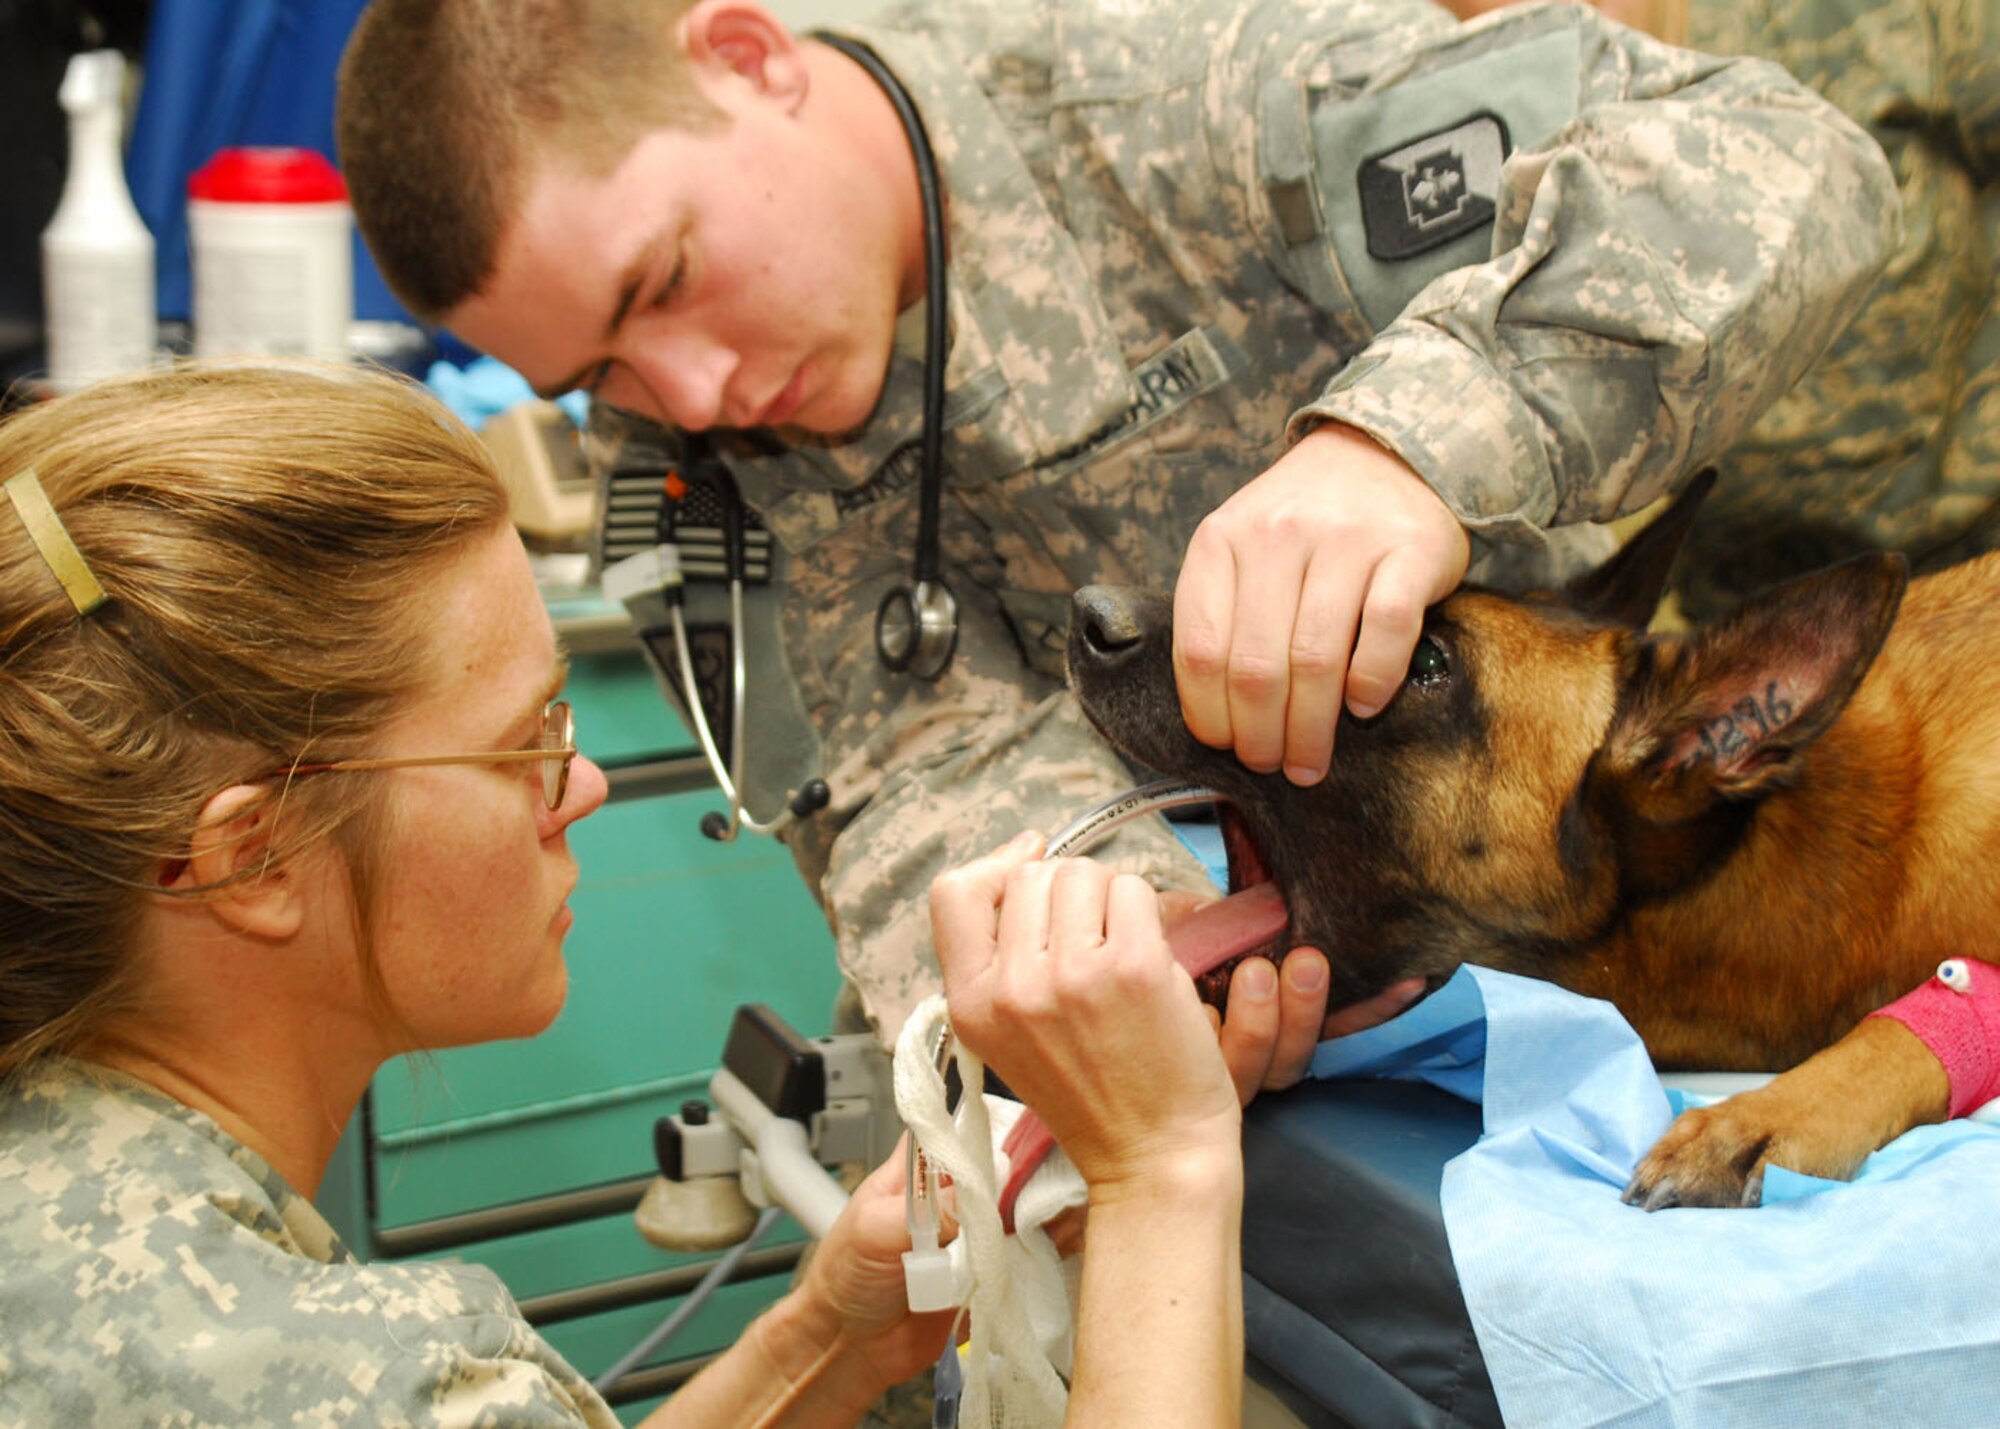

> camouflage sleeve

[
  {"left": 778, "top": 475, "right": 1218, "bottom": 1043},
  {"left": 0, "top": 1068, "right": 622, "bottom": 1429},
  {"left": 1279, "top": 2, "right": 1900, "bottom": 559},
  {"left": 366, "top": 1313, "right": 622, "bottom": 1429},
  {"left": 1941, "top": 0, "right": 2000, "bottom": 176}
]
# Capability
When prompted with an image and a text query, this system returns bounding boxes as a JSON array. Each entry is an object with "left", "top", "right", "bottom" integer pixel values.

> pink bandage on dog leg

[{"left": 1865, "top": 958, "right": 2000, "bottom": 1119}]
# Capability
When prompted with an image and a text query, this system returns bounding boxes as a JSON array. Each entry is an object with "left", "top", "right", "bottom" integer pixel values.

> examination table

[
  {"left": 1232, "top": 964, "right": 2000, "bottom": 1429},
  {"left": 1241, "top": 1077, "right": 1502, "bottom": 1429}
]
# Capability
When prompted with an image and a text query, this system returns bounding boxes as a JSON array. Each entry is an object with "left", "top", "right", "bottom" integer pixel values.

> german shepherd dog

[{"left": 1066, "top": 473, "right": 1985, "bottom": 1210}]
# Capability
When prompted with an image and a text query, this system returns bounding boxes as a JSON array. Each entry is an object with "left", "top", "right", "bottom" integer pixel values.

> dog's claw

[
  {"left": 1621, "top": 1173, "right": 1680, "bottom": 1212},
  {"left": 1739, "top": 1166, "right": 1765, "bottom": 1209}
]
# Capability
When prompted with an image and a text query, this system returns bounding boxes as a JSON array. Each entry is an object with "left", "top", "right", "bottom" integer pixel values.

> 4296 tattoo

[{"left": 1690, "top": 680, "right": 1794, "bottom": 765}]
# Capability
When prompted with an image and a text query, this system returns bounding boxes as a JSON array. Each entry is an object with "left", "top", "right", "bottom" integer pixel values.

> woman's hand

[
  {"left": 662, "top": 1143, "right": 956, "bottom": 1426},
  {"left": 929, "top": 836, "right": 1253, "bottom": 1422},
  {"left": 929, "top": 834, "right": 1241, "bottom": 1194},
  {"left": 1155, "top": 889, "right": 1426, "bottom": 1103},
  {"left": 791, "top": 1143, "right": 957, "bottom": 1394}
]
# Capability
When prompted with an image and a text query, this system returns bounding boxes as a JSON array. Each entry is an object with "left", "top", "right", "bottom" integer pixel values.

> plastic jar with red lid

[{"left": 188, "top": 147, "right": 352, "bottom": 361}]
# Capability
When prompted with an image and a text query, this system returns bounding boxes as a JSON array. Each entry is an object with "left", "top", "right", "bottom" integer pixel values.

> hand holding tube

[
  {"left": 929, "top": 833, "right": 1246, "bottom": 1420},
  {"left": 928, "top": 833, "right": 1240, "bottom": 1195}
]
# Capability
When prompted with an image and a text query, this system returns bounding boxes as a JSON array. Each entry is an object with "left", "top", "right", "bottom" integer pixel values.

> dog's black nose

[{"left": 1072, "top": 585, "right": 1148, "bottom": 661}]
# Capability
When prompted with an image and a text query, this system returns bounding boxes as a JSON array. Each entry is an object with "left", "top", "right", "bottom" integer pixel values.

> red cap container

[
  {"left": 189, "top": 147, "right": 350, "bottom": 204},
  {"left": 187, "top": 148, "right": 352, "bottom": 360}
]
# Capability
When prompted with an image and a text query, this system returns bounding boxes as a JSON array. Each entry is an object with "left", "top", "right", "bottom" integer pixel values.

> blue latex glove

[{"left": 426, "top": 355, "right": 589, "bottom": 431}]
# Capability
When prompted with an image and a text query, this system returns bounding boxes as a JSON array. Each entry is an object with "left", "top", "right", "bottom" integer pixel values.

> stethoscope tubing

[
  {"left": 818, "top": 33, "right": 959, "bottom": 681},
  {"left": 819, "top": 32, "right": 949, "bottom": 588},
  {"left": 699, "top": 36, "right": 964, "bottom": 838}
]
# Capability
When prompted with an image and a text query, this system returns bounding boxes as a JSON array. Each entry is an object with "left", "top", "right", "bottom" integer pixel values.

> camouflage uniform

[
  {"left": 592, "top": 0, "right": 1896, "bottom": 1041},
  {"left": 0, "top": 1061, "right": 619, "bottom": 1428},
  {"left": 1665, "top": 0, "right": 2000, "bottom": 616}
]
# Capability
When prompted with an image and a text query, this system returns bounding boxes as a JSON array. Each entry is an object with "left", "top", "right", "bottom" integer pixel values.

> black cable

[{"left": 814, "top": 32, "right": 948, "bottom": 586}]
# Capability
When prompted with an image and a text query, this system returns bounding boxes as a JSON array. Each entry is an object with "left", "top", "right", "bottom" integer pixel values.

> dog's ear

[
  {"left": 1566, "top": 469, "right": 1717, "bottom": 629},
  {"left": 1562, "top": 552, "right": 1907, "bottom": 901},
  {"left": 1599, "top": 551, "right": 1908, "bottom": 819}
]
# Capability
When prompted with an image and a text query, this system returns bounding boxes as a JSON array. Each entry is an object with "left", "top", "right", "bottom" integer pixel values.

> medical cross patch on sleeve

[{"left": 1356, "top": 113, "right": 1510, "bottom": 261}]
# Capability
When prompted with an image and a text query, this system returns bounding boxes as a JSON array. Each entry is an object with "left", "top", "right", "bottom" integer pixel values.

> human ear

[
  {"left": 180, "top": 784, "right": 308, "bottom": 942},
  {"left": 680, "top": 0, "right": 809, "bottom": 107}
]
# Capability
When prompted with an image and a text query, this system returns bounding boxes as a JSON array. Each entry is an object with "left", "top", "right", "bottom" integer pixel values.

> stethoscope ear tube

[{"left": 682, "top": 35, "right": 957, "bottom": 845}]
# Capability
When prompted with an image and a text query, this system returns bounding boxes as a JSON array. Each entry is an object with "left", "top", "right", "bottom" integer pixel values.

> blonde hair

[
  {"left": 336, "top": 0, "right": 719, "bottom": 318},
  {"left": 0, "top": 361, "right": 510, "bottom": 1077}
]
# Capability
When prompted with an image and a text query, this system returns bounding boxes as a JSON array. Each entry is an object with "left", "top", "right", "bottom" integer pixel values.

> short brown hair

[
  {"left": 0, "top": 361, "right": 510, "bottom": 1077},
  {"left": 336, "top": 0, "right": 719, "bottom": 320}
]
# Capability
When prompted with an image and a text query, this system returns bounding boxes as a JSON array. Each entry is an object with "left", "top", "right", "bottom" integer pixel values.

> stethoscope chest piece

[{"left": 875, "top": 578, "right": 959, "bottom": 681}]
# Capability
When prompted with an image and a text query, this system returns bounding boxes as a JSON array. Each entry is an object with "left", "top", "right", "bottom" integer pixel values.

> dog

[{"left": 1065, "top": 472, "right": 1990, "bottom": 1209}]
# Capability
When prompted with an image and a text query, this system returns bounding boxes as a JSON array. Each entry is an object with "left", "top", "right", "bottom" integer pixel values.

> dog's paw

[
  {"left": 1622, "top": 1084, "right": 1874, "bottom": 1211},
  {"left": 1622, "top": 1100, "right": 1772, "bottom": 1210}
]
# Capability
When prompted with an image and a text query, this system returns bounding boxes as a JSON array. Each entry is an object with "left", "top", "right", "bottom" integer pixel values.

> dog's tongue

[
  {"left": 1168, "top": 805, "right": 1289, "bottom": 999},
  {"left": 1165, "top": 881, "right": 1289, "bottom": 983}
]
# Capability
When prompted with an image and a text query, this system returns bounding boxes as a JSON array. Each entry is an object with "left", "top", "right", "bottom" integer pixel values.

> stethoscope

[
  {"left": 819, "top": 32, "right": 959, "bottom": 684},
  {"left": 682, "top": 35, "right": 955, "bottom": 840},
  {"left": 660, "top": 445, "right": 831, "bottom": 843}
]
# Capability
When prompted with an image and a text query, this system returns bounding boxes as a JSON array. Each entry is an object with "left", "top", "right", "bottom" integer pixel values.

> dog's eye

[{"left": 1408, "top": 636, "right": 1449, "bottom": 687}]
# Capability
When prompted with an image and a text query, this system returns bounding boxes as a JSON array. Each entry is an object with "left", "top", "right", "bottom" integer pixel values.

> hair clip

[{"left": 5, "top": 469, "right": 107, "bottom": 615}]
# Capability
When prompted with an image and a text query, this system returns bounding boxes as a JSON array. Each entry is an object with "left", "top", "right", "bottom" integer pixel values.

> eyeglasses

[{"left": 256, "top": 701, "right": 577, "bottom": 811}]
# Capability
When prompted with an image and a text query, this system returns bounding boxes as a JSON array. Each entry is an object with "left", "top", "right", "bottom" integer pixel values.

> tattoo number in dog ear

[{"left": 1690, "top": 681, "right": 1794, "bottom": 766}]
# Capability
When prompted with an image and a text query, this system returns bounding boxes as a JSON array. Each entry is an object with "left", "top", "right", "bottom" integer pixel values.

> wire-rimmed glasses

[{"left": 255, "top": 700, "right": 577, "bottom": 811}]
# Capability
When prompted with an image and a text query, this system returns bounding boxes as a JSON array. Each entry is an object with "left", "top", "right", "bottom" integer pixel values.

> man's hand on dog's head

[{"left": 1172, "top": 421, "right": 1469, "bottom": 786}]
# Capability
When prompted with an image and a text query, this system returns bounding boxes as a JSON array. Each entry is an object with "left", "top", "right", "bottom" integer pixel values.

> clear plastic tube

[{"left": 1042, "top": 779, "right": 1222, "bottom": 859}]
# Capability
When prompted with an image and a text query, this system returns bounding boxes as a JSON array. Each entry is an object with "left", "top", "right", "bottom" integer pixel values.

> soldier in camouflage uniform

[
  {"left": 1676, "top": 0, "right": 2000, "bottom": 615},
  {"left": 337, "top": 0, "right": 1898, "bottom": 1047},
  {"left": 0, "top": 363, "right": 1252, "bottom": 1424},
  {"left": 1451, "top": 0, "right": 2000, "bottom": 618}
]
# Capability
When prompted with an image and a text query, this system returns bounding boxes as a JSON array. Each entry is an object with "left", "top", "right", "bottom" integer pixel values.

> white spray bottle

[{"left": 41, "top": 49, "right": 156, "bottom": 393}]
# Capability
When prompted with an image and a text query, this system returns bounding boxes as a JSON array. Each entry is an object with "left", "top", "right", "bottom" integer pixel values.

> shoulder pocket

[{"left": 1304, "top": 25, "right": 1584, "bottom": 330}]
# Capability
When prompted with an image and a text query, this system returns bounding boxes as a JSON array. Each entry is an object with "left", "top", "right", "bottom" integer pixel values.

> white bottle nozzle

[
  {"left": 58, "top": 49, "right": 125, "bottom": 114},
  {"left": 42, "top": 47, "right": 156, "bottom": 393}
]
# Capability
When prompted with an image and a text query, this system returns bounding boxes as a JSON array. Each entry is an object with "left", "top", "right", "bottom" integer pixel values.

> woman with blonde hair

[{"left": 0, "top": 362, "right": 1249, "bottom": 1425}]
